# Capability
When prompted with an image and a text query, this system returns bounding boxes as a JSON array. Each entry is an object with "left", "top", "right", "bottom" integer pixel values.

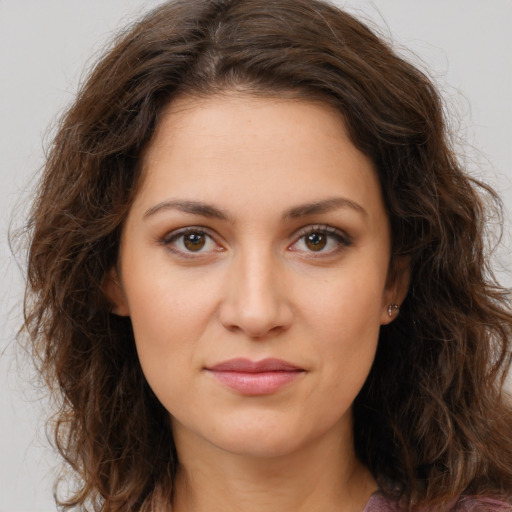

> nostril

[
  {"left": 217, "top": 256, "right": 293, "bottom": 337},
  {"left": 219, "top": 299, "right": 293, "bottom": 339}
]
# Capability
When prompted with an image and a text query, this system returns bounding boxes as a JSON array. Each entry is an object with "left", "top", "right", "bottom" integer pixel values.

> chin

[
  {"left": 174, "top": 408, "right": 349, "bottom": 461},
  {"left": 212, "top": 430, "right": 308, "bottom": 459}
]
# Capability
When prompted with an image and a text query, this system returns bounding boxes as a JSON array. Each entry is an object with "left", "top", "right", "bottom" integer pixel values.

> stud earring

[{"left": 388, "top": 303, "right": 400, "bottom": 317}]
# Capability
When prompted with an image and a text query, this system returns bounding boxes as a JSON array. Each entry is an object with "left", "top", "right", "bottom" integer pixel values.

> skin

[{"left": 106, "top": 93, "right": 409, "bottom": 512}]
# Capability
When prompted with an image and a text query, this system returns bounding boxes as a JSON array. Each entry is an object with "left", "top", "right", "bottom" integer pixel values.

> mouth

[{"left": 204, "top": 358, "right": 305, "bottom": 396}]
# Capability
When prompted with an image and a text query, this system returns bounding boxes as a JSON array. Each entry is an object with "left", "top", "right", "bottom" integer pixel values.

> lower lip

[{"left": 207, "top": 370, "right": 303, "bottom": 395}]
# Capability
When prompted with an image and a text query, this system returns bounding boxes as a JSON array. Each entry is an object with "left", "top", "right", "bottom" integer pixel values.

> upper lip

[{"left": 206, "top": 358, "right": 303, "bottom": 373}]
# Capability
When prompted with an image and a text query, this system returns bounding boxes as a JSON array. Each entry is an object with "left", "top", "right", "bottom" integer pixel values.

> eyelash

[
  {"left": 161, "top": 227, "right": 222, "bottom": 259},
  {"left": 290, "top": 225, "right": 353, "bottom": 256},
  {"left": 160, "top": 224, "right": 352, "bottom": 258}
]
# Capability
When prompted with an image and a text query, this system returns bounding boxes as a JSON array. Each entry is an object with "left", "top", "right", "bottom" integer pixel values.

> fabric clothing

[
  {"left": 363, "top": 492, "right": 399, "bottom": 511},
  {"left": 362, "top": 492, "right": 512, "bottom": 512}
]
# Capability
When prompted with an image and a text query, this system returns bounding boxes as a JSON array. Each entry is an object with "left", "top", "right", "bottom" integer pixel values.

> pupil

[
  {"left": 306, "top": 233, "right": 326, "bottom": 251},
  {"left": 184, "top": 233, "right": 206, "bottom": 251}
]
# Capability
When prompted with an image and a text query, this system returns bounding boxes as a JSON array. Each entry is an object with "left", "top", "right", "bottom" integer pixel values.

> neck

[{"left": 171, "top": 420, "right": 377, "bottom": 512}]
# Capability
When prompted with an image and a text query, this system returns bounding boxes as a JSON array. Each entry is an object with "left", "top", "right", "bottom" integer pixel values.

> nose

[{"left": 218, "top": 248, "right": 293, "bottom": 338}]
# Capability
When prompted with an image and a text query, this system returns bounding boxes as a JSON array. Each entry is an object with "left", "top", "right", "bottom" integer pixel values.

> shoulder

[
  {"left": 363, "top": 492, "right": 400, "bottom": 512},
  {"left": 455, "top": 496, "right": 512, "bottom": 512},
  {"left": 363, "top": 493, "right": 512, "bottom": 512}
]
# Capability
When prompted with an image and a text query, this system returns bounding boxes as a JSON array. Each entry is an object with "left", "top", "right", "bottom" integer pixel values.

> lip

[{"left": 205, "top": 358, "right": 305, "bottom": 396}]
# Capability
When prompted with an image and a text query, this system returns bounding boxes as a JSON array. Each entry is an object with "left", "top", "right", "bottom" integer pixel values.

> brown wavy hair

[{"left": 21, "top": 0, "right": 512, "bottom": 510}]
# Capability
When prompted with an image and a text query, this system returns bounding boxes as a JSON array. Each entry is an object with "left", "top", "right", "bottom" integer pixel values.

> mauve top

[
  {"left": 362, "top": 493, "right": 398, "bottom": 512},
  {"left": 362, "top": 492, "right": 512, "bottom": 512}
]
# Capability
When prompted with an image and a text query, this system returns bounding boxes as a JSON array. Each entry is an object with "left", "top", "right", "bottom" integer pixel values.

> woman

[{"left": 22, "top": 0, "right": 512, "bottom": 510}]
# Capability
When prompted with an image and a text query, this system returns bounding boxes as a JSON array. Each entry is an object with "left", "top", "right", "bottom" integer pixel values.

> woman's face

[{"left": 108, "top": 94, "right": 407, "bottom": 459}]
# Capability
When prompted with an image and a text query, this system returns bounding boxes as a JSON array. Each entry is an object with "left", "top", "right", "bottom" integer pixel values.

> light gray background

[{"left": 1, "top": 1, "right": 511, "bottom": 510}]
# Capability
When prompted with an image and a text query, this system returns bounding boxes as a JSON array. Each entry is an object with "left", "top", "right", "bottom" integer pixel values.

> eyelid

[
  {"left": 158, "top": 224, "right": 352, "bottom": 259},
  {"left": 289, "top": 224, "right": 353, "bottom": 254},
  {"left": 160, "top": 226, "right": 224, "bottom": 257},
  {"left": 161, "top": 226, "right": 215, "bottom": 244},
  {"left": 293, "top": 224, "right": 351, "bottom": 240}
]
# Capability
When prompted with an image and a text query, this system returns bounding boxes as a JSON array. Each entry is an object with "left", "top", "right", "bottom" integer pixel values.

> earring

[{"left": 388, "top": 303, "right": 400, "bottom": 317}]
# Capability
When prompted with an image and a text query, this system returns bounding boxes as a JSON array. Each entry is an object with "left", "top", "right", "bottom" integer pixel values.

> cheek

[
  {"left": 126, "top": 284, "right": 212, "bottom": 414},
  {"left": 123, "top": 244, "right": 217, "bottom": 329},
  {"left": 121, "top": 256, "right": 222, "bottom": 383},
  {"left": 300, "top": 264, "right": 386, "bottom": 392},
  {"left": 128, "top": 286, "right": 214, "bottom": 354},
  {"left": 303, "top": 262, "right": 387, "bottom": 337}
]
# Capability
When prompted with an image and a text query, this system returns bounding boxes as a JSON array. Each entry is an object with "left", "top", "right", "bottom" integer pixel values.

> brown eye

[
  {"left": 163, "top": 227, "right": 222, "bottom": 257},
  {"left": 305, "top": 232, "right": 327, "bottom": 251},
  {"left": 289, "top": 226, "right": 352, "bottom": 256},
  {"left": 183, "top": 232, "right": 206, "bottom": 251}
]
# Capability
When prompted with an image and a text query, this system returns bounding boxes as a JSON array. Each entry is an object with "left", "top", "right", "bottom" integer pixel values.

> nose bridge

[
  {"left": 240, "top": 245, "right": 276, "bottom": 307},
  {"left": 220, "top": 242, "right": 291, "bottom": 337}
]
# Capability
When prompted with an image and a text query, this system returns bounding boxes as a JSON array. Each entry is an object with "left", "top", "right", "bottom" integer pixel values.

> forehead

[
  {"left": 135, "top": 93, "right": 383, "bottom": 220},
  {"left": 145, "top": 92, "right": 348, "bottom": 158}
]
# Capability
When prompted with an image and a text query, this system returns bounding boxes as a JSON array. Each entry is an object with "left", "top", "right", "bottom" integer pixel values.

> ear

[
  {"left": 380, "top": 256, "right": 410, "bottom": 325},
  {"left": 103, "top": 267, "right": 130, "bottom": 317}
]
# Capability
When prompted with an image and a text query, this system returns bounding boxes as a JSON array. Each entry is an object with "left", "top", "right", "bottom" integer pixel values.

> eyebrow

[
  {"left": 144, "top": 200, "right": 231, "bottom": 221},
  {"left": 143, "top": 196, "right": 367, "bottom": 221},
  {"left": 282, "top": 197, "right": 367, "bottom": 220}
]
